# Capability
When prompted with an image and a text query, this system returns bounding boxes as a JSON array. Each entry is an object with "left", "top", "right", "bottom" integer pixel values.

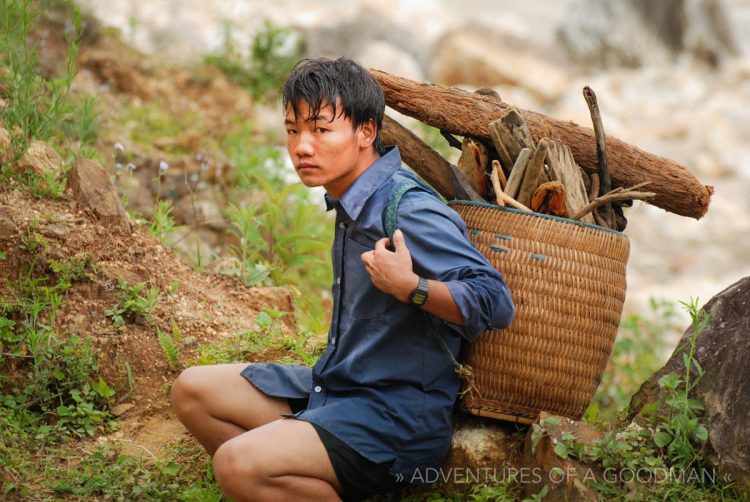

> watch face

[{"left": 411, "top": 291, "right": 427, "bottom": 306}]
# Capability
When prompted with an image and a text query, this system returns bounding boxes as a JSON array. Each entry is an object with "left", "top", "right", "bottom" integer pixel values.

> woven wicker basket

[{"left": 448, "top": 202, "right": 630, "bottom": 424}]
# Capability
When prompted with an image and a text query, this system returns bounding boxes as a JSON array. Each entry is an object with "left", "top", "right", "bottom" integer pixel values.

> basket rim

[{"left": 448, "top": 200, "right": 626, "bottom": 237}]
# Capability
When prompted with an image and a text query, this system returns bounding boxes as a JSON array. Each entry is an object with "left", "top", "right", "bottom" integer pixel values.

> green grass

[{"left": 0, "top": 0, "right": 101, "bottom": 195}]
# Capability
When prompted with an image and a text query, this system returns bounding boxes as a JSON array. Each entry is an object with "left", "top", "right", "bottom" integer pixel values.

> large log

[
  {"left": 370, "top": 69, "right": 713, "bottom": 219},
  {"left": 381, "top": 115, "right": 483, "bottom": 202}
]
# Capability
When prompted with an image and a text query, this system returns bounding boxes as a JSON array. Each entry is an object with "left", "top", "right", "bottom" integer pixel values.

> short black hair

[{"left": 282, "top": 57, "right": 386, "bottom": 155}]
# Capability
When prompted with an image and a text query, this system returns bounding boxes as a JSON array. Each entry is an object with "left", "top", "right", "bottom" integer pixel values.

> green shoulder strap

[
  {"left": 383, "top": 180, "right": 476, "bottom": 389},
  {"left": 384, "top": 179, "right": 422, "bottom": 242}
]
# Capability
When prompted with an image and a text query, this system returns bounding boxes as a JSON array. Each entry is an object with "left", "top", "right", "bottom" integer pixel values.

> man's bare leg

[
  {"left": 170, "top": 363, "right": 294, "bottom": 454},
  {"left": 213, "top": 418, "right": 342, "bottom": 502}
]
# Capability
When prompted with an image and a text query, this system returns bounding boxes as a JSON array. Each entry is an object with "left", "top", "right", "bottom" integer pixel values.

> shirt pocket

[{"left": 342, "top": 237, "right": 387, "bottom": 320}]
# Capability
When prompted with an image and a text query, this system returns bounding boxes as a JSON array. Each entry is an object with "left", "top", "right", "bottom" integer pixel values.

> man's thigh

[
  {"left": 216, "top": 417, "right": 342, "bottom": 493},
  {"left": 176, "top": 363, "right": 292, "bottom": 430}
]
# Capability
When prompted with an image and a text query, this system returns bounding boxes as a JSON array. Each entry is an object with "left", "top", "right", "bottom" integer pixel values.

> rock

[
  {"left": 0, "top": 126, "right": 13, "bottom": 164},
  {"left": 628, "top": 276, "right": 750, "bottom": 494},
  {"left": 557, "top": 0, "right": 738, "bottom": 70},
  {"left": 40, "top": 223, "right": 68, "bottom": 240},
  {"left": 172, "top": 187, "right": 226, "bottom": 231},
  {"left": 98, "top": 263, "right": 147, "bottom": 286},
  {"left": 67, "top": 158, "right": 131, "bottom": 230},
  {"left": 0, "top": 206, "right": 16, "bottom": 240},
  {"left": 180, "top": 336, "right": 198, "bottom": 348},
  {"left": 17, "top": 140, "right": 64, "bottom": 177},
  {"left": 520, "top": 412, "right": 601, "bottom": 502},
  {"left": 429, "top": 26, "right": 570, "bottom": 104},
  {"left": 110, "top": 403, "right": 135, "bottom": 417},
  {"left": 445, "top": 415, "right": 524, "bottom": 474}
]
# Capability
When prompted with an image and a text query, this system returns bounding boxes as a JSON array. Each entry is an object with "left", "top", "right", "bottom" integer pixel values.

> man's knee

[
  {"left": 213, "top": 438, "right": 262, "bottom": 494},
  {"left": 170, "top": 366, "right": 207, "bottom": 417}
]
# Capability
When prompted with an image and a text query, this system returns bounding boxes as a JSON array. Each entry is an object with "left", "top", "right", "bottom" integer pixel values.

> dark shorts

[{"left": 288, "top": 398, "right": 399, "bottom": 502}]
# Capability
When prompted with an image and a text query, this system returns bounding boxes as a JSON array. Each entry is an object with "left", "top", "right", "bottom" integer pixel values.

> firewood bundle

[{"left": 373, "top": 69, "right": 713, "bottom": 229}]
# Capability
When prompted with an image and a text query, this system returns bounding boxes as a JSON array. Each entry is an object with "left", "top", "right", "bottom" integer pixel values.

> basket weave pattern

[{"left": 450, "top": 202, "right": 630, "bottom": 424}]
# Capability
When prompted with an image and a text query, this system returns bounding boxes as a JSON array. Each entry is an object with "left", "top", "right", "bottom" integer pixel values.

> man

[{"left": 171, "top": 57, "right": 514, "bottom": 501}]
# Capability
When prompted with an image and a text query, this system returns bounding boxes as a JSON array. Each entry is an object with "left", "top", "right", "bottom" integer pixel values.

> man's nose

[{"left": 294, "top": 131, "right": 314, "bottom": 157}]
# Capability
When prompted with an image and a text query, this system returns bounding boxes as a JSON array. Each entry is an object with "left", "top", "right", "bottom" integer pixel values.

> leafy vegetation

[
  {"left": 530, "top": 300, "right": 741, "bottom": 501},
  {"left": 205, "top": 19, "right": 302, "bottom": 103},
  {"left": 588, "top": 297, "right": 677, "bottom": 422},
  {"left": 104, "top": 279, "right": 160, "bottom": 328},
  {"left": 0, "top": 0, "right": 100, "bottom": 196}
]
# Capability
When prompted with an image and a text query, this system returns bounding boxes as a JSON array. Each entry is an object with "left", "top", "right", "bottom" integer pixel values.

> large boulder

[{"left": 628, "top": 276, "right": 750, "bottom": 494}]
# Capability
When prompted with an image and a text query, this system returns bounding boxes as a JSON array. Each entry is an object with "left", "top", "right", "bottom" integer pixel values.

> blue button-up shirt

[{"left": 242, "top": 146, "right": 514, "bottom": 479}]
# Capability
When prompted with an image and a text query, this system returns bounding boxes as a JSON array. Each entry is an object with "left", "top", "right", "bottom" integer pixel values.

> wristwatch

[{"left": 408, "top": 276, "right": 429, "bottom": 306}]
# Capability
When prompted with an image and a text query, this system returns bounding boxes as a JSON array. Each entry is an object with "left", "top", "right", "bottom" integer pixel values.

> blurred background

[{"left": 75, "top": 0, "right": 750, "bottom": 328}]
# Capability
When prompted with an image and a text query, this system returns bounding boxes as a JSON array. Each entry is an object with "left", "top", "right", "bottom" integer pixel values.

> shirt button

[
  {"left": 336, "top": 277, "right": 341, "bottom": 285},
  {"left": 314, "top": 385, "right": 322, "bottom": 393},
  {"left": 338, "top": 222, "right": 346, "bottom": 229}
]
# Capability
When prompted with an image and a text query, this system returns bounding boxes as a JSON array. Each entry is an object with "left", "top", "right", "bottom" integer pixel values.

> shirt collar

[{"left": 323, "top": 146, "right": 401, "bottom": 220}]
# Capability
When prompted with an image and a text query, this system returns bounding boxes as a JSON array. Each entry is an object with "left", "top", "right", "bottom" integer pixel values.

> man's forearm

[
  {"left": 396, "top": 274, "right": 465, "bottom": 325},
  {"left": 421, "top": 279, "right": 464, "bottom": 325}
]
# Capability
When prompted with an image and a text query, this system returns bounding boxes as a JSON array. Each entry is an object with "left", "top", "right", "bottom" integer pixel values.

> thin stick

[
  {"left": 583, "top": 86, "right": 614, "bottom": 226},
  {"left": 493, "top": 159, "right": 508, "bottom": 189},
  {"left": 588, "top": 173, "right": 600, "bottom": 203},
  {"left": 490, "top": 161, "right": 506, "bottom": 207},
  {"left": 572, "top": 182, "right": 654, "bottom": 220},
  {"left": 496, "top": 190, "right": 532, "bottom": 212}
]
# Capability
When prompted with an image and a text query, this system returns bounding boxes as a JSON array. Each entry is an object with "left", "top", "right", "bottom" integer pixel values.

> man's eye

[
  {"left": 316, "top": 127, "right": 328, "bottom": 133},
  {"left": 286, "top": 129, "right": 297, "bottom": 135}
]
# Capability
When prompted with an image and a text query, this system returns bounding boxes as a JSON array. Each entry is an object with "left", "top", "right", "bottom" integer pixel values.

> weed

[
  {"left": 588, "top": 298, "right": 677, "bottom": 422},
  {"left": 48, "top": 444, "right": 225, "bottom": 500},
  {"left": 530, "top": 300, "right": 737, "bottom": 500},
  {"left": 157, "top": 318, "right": 182, "bottom": 369},
  {"left": 224, "top": 171, "right": 333, "bottom": 332},
  {"left": 149, "top": 198, "right": 177, "bottom": 246},
  {"left": 205, "top": 19, "right": 302, "bottom": 103},
  {"left": 104, "top": 279, "right": 160, "bottom": 327},
  {"left": 1, "top": 251, "right": 115, "bottom": 447}
]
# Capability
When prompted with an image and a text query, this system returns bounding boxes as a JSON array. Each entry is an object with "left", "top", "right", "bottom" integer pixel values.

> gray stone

[{"left": 629, "top": 276, "right": 750, "bottom": 494}]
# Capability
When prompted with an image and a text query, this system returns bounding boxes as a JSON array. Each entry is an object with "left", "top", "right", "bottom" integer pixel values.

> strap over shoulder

[{"left": 383, "top": 179, "right": 428, "bottom": 241}]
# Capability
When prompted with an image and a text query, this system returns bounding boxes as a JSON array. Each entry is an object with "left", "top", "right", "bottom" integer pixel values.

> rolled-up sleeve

[{"left": 397, "top": 192, "right": 515, "bottom": 342}]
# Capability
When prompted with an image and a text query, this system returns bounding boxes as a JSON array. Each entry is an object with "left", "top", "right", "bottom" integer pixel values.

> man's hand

[{"left": 361, "top": 229, "right": 419, "bottom": 303}]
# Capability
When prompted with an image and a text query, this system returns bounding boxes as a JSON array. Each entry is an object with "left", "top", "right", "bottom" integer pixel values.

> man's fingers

[
  {"left": 393, "top": 229, "right": 408, "bottom": 254},
  {"left": 374, "top": 237, "right": 391, "bottom": 253}
]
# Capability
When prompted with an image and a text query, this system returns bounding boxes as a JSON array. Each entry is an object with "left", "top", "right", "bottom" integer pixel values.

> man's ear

[{"left": 357, "top": 119, "right": 378, "bottom": 149}]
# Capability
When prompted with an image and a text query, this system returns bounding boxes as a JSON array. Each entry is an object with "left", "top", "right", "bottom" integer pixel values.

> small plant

[
  {"left": 156, "top": 318, "right": 182, "bottom": 369},
  {"left": 589, "top": 298, "right": 677, "bottom": 421},
  {"left": 105, "top": 279, "right": 160, "bottom": 327},
  {"left": 149, "top": 198, "right": 177, "bottom": 246}
]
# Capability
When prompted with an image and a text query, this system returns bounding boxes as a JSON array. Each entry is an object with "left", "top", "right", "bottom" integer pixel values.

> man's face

[{"left": 285, "top": 99, "right": 375, "bottom": 198}]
